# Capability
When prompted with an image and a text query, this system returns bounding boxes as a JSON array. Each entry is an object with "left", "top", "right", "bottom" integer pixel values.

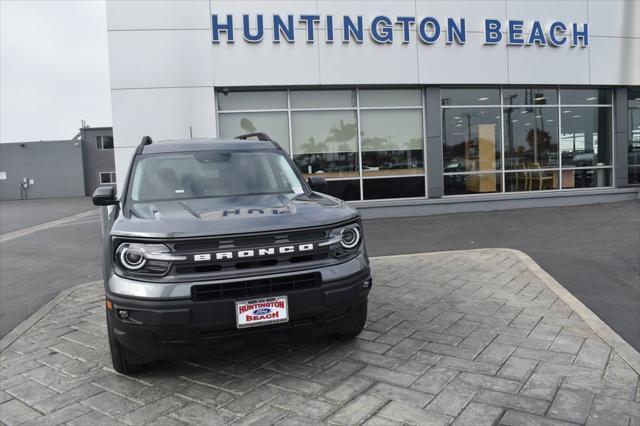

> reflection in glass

[
  {"left": 442, "top": 108, "right": 501, "bottom": 173},
  {"left": 217, "top": 90, "right": 287, "bottom": 111},
  {"left": 326, "top": 180, "right": 361, "bottom": 201},
  {"left": 218, "top": 112, "right": 290, "bottom": 152},
  {"left": 363, "top": 177, "right": 425, "bottom": 199},
  {"left": 560, "top": 107, "right": 612, "bottom": 167},
  {"left": 290, "top": 90, "right": 356, "bottom": 109},
  {"left": 503, "top": 87, "right": 557, "bottom": 105},
  {"left": 441, "top": 88, "right": 500, "bottom": 106},
  {"left": 360, "top": 110, "right": 424, "bottom": 176},
  {"left": 561, "top": 168, "right": 611, "bottom": 188},
  {"left": 560, "top": 88, "right": 611, "bottom": 105},
  {"left": 292, "top": 110, "right": 358, "bottom": 178},
  {"left": 444, "top": 173, "right": 502, "bottom": 195},
  {"left": 506, "top": 171, "right": 559, "bottom": 192},
  {"left": 628, "top": 89, "right": 640, "bottom": 185},
  {"left": 629, "top": 88, "right": 640, "bottom": 109},
  {"left": 504, "top": 107, "right": 559, "bottom": 169},
  {"left": 359, "top": 89, "right": 422, "bottom": 107}
]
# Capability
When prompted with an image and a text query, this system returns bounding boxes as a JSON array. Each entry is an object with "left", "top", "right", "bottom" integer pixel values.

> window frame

[
  {"left": 96, "top": 135, "right": 114, "bottom": 150},
  {"left": 215, "top": 86, "right": 615, "bottom": 201},
  {"left": 216, "top": 88, "right": 428, "bottom": 201},
  {"left": 627, "top": 89, "right": 640, "bottom": 186},
  {"left": 99, "top": 171, "right": 116, "bottom": 184},
  {"left": 441, "top": 86, "right": 614, "bottom": 197}
]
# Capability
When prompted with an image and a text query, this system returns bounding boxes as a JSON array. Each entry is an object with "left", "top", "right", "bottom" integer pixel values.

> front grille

[
  {"left": 191, "top": 272, "right": 321, "bottom": 302},
  {"left": 169, "top": 227, "right": 332, "bottom": 275},
  {"left": 175, "top": 253, "right": 329, "bottom": 275}
]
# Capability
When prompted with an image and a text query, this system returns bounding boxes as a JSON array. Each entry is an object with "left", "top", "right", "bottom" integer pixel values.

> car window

[{"left": 130, "top": 151, "right": 304, "bottom": 202}]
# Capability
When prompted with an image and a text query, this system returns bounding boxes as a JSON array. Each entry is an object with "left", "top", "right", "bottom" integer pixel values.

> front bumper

[
  {"left": 107, "top": 252, "right": 369, "bottom": 299},
  {"left": 107, "top": 268, "right": 371, "bottom": 363}
]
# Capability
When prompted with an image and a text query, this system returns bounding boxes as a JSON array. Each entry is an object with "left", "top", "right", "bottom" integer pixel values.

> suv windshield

[{"left": 129, "top": 150, "right": 305, "bottom": 203}]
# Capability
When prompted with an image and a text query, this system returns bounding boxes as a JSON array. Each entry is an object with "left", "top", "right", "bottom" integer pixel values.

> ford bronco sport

[{"left": 92, "top": 133, "right": 371, "bottom": 374}]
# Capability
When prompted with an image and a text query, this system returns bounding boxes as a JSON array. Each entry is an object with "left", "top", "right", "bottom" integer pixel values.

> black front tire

[
  {"left": 107, "top": 314, "right": 145, "bottom": 375},
  {"left": 341, "top": 300, "right": 368, "bottom": 339}
]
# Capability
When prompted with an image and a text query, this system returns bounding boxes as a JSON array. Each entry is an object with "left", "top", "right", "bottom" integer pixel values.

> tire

[
  {"left": 107, "top": 313, "right": 145, "bottom": 375},
  {"left": 341, "top": 300, "right": 368, "bottom": 339}
]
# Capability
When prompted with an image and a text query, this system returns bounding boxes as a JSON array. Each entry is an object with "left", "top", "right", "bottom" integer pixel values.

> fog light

[
  {"left": 362, "top": 279, "right": 372, "bottom": 289},
  {"left": 117, "top": 309, "right": 130, "bottom": 320}
]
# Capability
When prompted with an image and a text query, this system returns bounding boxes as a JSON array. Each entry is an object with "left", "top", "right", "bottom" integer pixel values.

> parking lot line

[{"left": 0, "top": 209, "right": 98, "bottom": 243}]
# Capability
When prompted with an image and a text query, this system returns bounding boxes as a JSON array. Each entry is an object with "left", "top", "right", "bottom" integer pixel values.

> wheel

[
  {"left": 341, "top": 300, "right": 368, "bottom": 339},
  {"left": 107, "top": 313, "right": 145, "bottom": 375}
]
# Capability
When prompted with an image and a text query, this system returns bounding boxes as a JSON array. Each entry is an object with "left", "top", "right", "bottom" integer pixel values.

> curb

[
  {"left": 0, "top": 281, "right": 101, "bottom": 352},
  {"left": 509, "top": 248, "right": 640, "bottom": 375},
  {"left": 373, "top": 248, "right": 640, "bottom": 375}
]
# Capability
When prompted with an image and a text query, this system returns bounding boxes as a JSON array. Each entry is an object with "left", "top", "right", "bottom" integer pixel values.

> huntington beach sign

[{"left": 211, "top": 14, "right": 589, "bottom": 47}]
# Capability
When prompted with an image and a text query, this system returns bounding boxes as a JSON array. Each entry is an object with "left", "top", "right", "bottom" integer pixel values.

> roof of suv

[{"left": 140, "top": 138, "right": 282, "bottom": 155}]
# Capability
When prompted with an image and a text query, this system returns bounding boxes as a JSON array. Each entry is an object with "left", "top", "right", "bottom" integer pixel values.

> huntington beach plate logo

[{"left": 236, "top": 296, "right": 289, "bottom": 329}]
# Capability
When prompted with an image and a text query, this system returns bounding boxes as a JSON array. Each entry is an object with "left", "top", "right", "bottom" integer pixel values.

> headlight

[
  {"left": 119, "top": 245, "right": 146, "bottom": 270},
  {"left": 321, "top": 223, "right": 363, "bottom": 256},
  {"left": 115, "top": 243, "right": 186, "bottom": 275},
  {"left": 339, "top": 226, "right": 361, "bottom": 249}
]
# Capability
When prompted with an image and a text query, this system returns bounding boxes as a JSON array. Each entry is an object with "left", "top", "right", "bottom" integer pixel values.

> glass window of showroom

[
  {"left": 442, "top": 87, "right": 613, "bottom": 195},
  {"left": 629, "top": 88, "right": 640, "bottom": 185},
  {"left": 217, "top": 86, "right": 613, "bottom": 201},
  {"left": 217, "top": 89, "right": 425, "bottom": 201}
]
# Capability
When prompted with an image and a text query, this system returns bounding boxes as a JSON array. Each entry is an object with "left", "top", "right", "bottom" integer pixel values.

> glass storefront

[
  {"left": 442, "top": 87, "right": 613, "bottom": 195},
  {"left": 217, "top": 86, "right": 615, "bottom": 201},
  {"left": 629, "top": 88, "right": 640, "bottom": 185},
  {"left": 217, "top": 88, "right": 425, "bottom": 200}
]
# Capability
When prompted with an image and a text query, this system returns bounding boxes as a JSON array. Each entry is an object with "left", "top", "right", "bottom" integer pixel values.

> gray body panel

[{"left": 112, "top": 192, "right": 358, "bottom": 239}]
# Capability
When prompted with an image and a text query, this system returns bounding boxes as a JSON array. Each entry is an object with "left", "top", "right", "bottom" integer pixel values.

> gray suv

[{"left": 93, "top": 134, "right": 371, "bottom": 375}]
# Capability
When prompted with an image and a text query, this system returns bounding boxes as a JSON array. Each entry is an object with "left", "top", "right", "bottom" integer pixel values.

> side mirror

[
  {"left": 92, "top": 185, "right": 118, "bottom": 206},
  {"left": 307, "top": 176, "right": 328, "bottom": 193}
]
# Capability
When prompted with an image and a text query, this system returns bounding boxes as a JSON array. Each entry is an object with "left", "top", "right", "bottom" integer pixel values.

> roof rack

[
  {"left": 136, "top": 135, "right": 153, "bottom": 154},
  {"left": 234, "top": 132, "right": 273, "bottom": 141},
  {"left": 234, "top": 132, "right": 284, "bottom": 150}
]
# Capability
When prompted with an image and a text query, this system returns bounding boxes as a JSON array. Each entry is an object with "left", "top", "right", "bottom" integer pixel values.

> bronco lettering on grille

[{"left": 193, "top": 243, "right": 314, "bottom": 262}]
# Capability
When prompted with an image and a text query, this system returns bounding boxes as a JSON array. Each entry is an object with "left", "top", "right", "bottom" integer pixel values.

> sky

[{"left": 1, "top": 0, "right": 112, "bottom": 143}]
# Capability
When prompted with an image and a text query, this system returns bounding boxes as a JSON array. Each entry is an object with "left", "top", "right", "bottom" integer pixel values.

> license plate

[{"left": 235, "top": 296, "right": 289, "bottom": 329}]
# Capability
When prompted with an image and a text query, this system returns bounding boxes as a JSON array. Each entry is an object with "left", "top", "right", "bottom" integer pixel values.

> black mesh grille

[
  {"left": 169, "top": 227, "right": 331, "bottom": 275},
  {"left": 191, "top": 273, "right": 321, "bottom": 302}
]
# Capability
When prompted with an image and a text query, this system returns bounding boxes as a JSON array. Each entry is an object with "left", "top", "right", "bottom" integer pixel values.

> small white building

[{"left": 106, "top": 0, "right": 640, "bottom": 217}]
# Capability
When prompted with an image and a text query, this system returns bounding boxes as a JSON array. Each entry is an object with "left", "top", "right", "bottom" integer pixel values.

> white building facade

[{"left": 106, "top": 0, "right": 640, "bottom": 217}]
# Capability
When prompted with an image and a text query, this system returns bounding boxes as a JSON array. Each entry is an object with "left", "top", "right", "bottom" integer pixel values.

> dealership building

[
  {"left": 0, "top": 127, "right": 115, "bottom": 201},
  {"left": 106, "top": 0, "right": 639, "bottom": 217}
]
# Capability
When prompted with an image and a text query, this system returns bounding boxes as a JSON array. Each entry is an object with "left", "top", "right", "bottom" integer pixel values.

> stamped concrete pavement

[{"left": 1, "top": 250, "right": 639, "bottom": 425}]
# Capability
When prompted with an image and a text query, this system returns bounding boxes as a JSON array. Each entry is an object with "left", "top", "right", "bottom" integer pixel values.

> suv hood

[{"left": 111, "top": 192, "right": 359, "bottom": 239}]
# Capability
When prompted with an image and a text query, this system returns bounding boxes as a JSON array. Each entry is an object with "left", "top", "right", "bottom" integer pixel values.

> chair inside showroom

[
  {"left": 515, "top": 163, "right": 529, "bottom": 191},
  {"left": 528, "top": 162, "right": 554, "bottom": 190}
]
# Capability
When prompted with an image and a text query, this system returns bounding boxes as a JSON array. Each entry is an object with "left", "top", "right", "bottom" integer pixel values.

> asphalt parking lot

[
  {"left": 0, "top": 198, "right": 102, "bottom": 337},
  {"left": 1, "top": 250, "right": 638, "bottom": 425},
  {"left": 0, "top": 197, "right": 95, "bottom": 235}
]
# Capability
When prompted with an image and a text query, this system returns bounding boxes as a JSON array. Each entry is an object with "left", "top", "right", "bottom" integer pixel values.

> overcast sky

[{"left": 1, "top": 0, "right": 112, "bottom": 143}]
